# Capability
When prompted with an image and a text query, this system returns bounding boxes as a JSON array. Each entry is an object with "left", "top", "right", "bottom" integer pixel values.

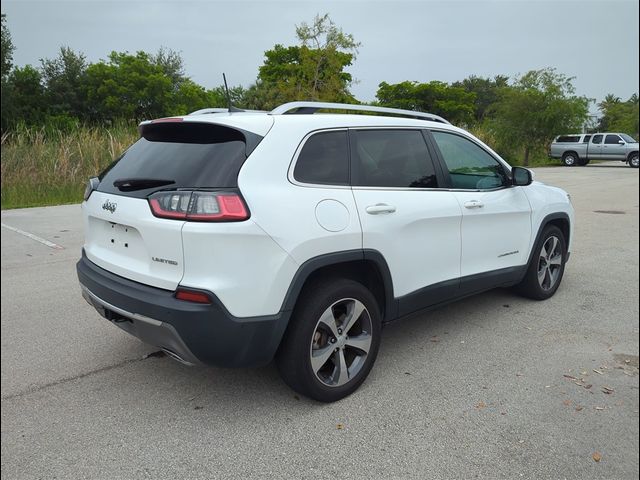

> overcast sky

[{"left": 3, "top": 0, "right": 639, "bottom": 111}]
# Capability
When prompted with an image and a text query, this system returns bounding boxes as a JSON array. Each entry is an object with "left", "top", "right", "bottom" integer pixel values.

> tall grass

[{"left": 1, "top": 122, "right": 138, "bottom": 209}]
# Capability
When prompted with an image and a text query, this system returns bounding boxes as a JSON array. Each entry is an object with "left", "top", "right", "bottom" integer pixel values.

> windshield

[{"left": 620, "top": 133, "right": 638, "bottom": 143}]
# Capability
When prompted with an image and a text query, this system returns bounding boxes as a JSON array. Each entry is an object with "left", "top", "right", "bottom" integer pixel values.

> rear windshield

[{"left": 97, "top": 122, "right": 254, "bottom": 198}]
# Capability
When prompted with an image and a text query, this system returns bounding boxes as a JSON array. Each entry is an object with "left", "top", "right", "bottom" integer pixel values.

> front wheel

[
  {"left": 276, "top": 279, "right": 382, "bottom": 402},
  {"left": 629, "top": 153, "right": 639, "bottom": 168},
  {"left": 515, "top": 225, "right": 567, "bottom": 300}
]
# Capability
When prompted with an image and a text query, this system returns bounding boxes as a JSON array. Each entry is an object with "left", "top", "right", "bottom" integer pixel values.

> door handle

[
  {"left": 365, "top": 203, "right": 396, "bottom": 215},
  {"left": 463, "top": 200, "right": 484, "bottom": 209}
]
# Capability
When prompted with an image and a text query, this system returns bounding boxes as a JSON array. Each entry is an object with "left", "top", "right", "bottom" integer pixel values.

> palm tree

[{"left": 598, "top": 93, "right": 621, "bottom": 113}]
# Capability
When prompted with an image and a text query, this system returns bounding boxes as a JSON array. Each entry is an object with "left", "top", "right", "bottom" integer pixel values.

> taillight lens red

[
  {"left": 148, "top": 191, "right": 249, "bottom": 222},
  {"left": 175, "top": 288, "right": 212, "bottom": 304}
]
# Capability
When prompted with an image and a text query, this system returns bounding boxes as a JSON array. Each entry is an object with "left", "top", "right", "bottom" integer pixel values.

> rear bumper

[{"left": 76, "top": 252, "right": 290, "bottom": 368}]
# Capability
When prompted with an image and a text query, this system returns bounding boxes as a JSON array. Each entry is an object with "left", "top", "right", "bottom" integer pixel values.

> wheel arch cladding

[
  {"left": 280, "top": 249, "right": 397, "bottom": 322},
  {"left": 528, "top": 212, "right": 571, "bottom": 266}
]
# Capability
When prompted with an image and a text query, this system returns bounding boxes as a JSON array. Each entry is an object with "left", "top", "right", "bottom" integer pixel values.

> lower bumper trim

[{"left": 80, "top": 284, "right": 200, "bottom": 366}]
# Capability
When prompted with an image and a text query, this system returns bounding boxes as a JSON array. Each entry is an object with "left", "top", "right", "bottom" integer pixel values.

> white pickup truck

[{"left": 549, "top": 132, "right": 639, "bottom": 168}]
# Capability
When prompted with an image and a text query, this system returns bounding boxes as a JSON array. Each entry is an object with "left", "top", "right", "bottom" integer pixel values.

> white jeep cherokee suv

[{"left": 77, "top": 101, "right": 574, "bottom": 402}]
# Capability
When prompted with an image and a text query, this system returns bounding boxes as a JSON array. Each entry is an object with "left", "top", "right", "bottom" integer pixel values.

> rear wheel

[
  {"left": 562, "top": 152, "right": 578, "bottom": 167},
  {"left": 515, "top": 225, "right": 567, "bottom": 300},
  {"left": 629, "top": 153, "right": 639, "bottom": 168},
  {"left": 578, "top": 158, "right": 589, "bottom": 166},
  {"left": 276, "top": 279, "right": 381, "bottom": 402}
]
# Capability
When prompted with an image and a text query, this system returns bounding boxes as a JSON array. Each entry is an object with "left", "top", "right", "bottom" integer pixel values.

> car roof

[
  {"left": 149, "top": 111, "right": 462, "bottom": 137},
  {"left": 142, "top": 102, "right": 459, "bottom": 137}
]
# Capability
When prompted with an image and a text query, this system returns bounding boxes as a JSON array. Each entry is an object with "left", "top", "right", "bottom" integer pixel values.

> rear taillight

[
  {"left": 175, "top": 288, "right": 212, "bottom": 304},
  {"left": 148, "top": 191, "right": 249, "bottom": 222},
  {"left": 83, "top": 177, "right": 100, "bottom": 201}
]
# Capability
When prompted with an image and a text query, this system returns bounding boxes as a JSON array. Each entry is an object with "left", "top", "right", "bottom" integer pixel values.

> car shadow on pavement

[{"left": 121, "top": 287, "right": 524, "bottom": 414}]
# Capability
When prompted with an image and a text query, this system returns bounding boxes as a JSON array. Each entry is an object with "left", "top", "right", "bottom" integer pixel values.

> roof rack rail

[
  {"left": 269, "top": 101, "right": 450, "bottom": 124},
  {"left": 189, "top": 108, "right": 230, "bottom": 115},
  {"left": 188, "top": 107, "right": 267, "bottom": 115}
]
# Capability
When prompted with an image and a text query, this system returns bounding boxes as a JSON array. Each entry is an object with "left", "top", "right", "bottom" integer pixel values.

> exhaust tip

[{"left": 161, "top": 348, "right": 196, "bottom": 366}]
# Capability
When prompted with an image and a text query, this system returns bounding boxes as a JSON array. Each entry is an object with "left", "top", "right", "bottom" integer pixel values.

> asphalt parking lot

[{"left": 1, "top": 161, "right": 638, "bottom": 479}]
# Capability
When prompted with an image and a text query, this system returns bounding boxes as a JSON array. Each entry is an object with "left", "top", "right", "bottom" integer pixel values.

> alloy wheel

[
  {"left": 537, "top": 236, "right": 563, "bottom": 291},
  {"left": 309, "top": 298, "right": 373, "bottom": 388}
]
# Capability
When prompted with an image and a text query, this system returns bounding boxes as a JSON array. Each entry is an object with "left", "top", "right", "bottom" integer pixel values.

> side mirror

[
  {"left": 618, "top": 140, "right": 625, "bottom": 145},
  {"left": 512, "top": 167, "right": 533, "bottom": 186}
]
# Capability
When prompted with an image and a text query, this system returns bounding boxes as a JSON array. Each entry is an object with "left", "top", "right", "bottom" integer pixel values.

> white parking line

[{"left": 1, "top": 223, "right": 64, "bottom": 250}]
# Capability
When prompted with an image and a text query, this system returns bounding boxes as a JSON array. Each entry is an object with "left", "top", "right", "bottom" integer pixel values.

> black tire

[
  {"left": 562, "top": 152, "right": 579, "bottom": 167},
  {"left": 629, "top": 152, "right": 639, "bottom": 168},
  {"left": 578, "top": 158, "right": 589, "bottom": 166},
  {"left": 515, "top": 225, "right": 567, "bottom": 300},
  {"left": 276, "top": 278, "right": 382, "bottom": 402}
]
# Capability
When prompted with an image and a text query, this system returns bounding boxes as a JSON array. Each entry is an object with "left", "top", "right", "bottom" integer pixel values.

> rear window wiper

[{"left": 113, "top": 178, "right": 176, "bottom": 192}]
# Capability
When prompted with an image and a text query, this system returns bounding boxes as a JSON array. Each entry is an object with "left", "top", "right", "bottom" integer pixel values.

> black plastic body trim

[
  {"left": 77, "top": 252, "right": 289, "bottom": 368},
  {"left": 397, "top": 266, "right": 527, "bottom": 318},
  {"left": 526, "top": 212, "right": 571, "bottom": 266},
  {"left": 279, "top": 249, "right": 396, "bottom": 321},
  {"left": 398, "top": 278, "right": 459, "bottom": 317},
  {"left": 278, "top": 249, "right": 529, "bottom": 323}
]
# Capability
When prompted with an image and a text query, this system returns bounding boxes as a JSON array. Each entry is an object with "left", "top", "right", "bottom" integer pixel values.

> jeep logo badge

[{"left": 102, "top": 199, "right": 117, "bottom": 213}]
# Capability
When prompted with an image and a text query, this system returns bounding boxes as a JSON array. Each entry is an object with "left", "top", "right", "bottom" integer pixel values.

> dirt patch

[{"left": 613, "top": 353, "right": 639, "bottom": 368}]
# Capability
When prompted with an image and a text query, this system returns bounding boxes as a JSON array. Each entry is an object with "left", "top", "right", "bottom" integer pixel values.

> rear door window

[
  {"left": 98, "top": 122, "right": 253, "bottom": 198},
  {"left": 352, "top": 129, "right": 439, "bottom": 188}
]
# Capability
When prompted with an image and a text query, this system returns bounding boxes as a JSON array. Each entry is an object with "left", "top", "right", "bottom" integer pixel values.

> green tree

[
  {"left": 376, "top": 80, "right": 476, "bottom": 125},
  {"left": 84, "top": 51, "right": 174, "bottom": 122},
  {"left": 598, "top": 93, "right": 638, "bottom": 137},
  {"left": 40, "top": 47, "right": 88, "bottom": 119},
  {"left": 1, "top": 13, "right": 14, "bottom": 78},
  {"left": 150, "top": 47, "right": 186, "bottom": 90},
  {"left": 246, "top": 13, "right": 359, "bottom": 109},
  {"left": 489, "top": 68, "right": 589, "bottom": 165},
  {"left": 3, "top": 65, "right": 47, "bottom": 128},
  {"left": 1, "top": 14, "right": 15, "bottom": 131},
  {"left": 169, "top": 79, "right": 227, "bottom": 115},
  {"left": 452, "top": 75, "right": 509, "bottom": 122}
]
